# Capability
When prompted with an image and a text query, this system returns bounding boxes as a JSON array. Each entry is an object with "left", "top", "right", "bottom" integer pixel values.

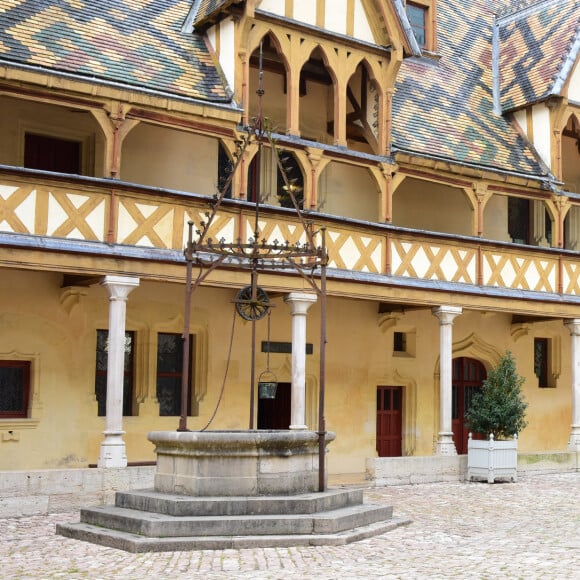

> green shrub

[{"left": 465, "top": 351, "right": 528, "bottom": 440}]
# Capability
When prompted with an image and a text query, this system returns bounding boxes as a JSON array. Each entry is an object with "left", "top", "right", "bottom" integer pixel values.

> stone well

[{"left": 148, "top": 430, "right": 335, "bottom": 497}]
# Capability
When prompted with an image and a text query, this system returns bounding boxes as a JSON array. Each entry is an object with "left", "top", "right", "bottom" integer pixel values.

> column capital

[
  {"left": 564, "top": 319, "right": 580, "bottom": 335},
  {"left": 101, "top": 275, "right": 140, "bottom": 301},
  {"left": 284, "top": 292, "right": 317, "bottom": 315},
  {"left": 432, "top": 305, "right": 462, "bottom": 325}
]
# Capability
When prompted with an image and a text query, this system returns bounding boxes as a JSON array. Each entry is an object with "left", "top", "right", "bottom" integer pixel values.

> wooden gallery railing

[{"left": 1, "top": 170, "right": 580, "bottom": 297}]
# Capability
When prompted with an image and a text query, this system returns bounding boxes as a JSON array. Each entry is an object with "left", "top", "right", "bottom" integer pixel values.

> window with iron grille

[
  {"left": 95, "top": 330, "right": 135, "bottom": 416},
  {"left": 156, "top": 333, "right": 195, "bottom": 416}
]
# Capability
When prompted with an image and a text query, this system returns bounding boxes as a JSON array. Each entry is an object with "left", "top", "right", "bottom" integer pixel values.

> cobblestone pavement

[{"left": 1, "top": 472, "right": 579, "bottom": 579}]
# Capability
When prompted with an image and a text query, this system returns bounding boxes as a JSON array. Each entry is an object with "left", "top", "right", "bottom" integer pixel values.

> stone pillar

[
  {"left": 432, "top": 306, "right": 462, "bottom": 455},
  {"left": 564, "top": 319, "right": 580, "bottom": 452},
  {"left": 284, "top": 292, "right": 317, "bottom": 430},
  {"left": 98, "top": 275, "right": 139, "bottom": 468}
]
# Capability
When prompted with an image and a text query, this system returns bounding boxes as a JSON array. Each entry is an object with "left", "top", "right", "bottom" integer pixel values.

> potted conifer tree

[{"left": 465, "top": 351, "right": 528, "bottom": 483}]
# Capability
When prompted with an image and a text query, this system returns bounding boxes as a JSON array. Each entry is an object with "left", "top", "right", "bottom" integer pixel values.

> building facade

[{"left": 0, "top": 0, "right": 579, "bottom": 491}]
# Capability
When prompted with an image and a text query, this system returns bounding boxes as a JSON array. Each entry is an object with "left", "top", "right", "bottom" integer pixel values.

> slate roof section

[
  {"left": 0, "top": 0, "right": 231, "bottom": 103},
  {"left": 391, "top": 0, "right": 549, "bottom": 177},
  {"left": 498, "top": 0, "right": 580, "bottom": 111}
]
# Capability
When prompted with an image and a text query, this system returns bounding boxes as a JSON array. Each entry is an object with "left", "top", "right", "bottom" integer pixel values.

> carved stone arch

[
  {"left": 450, "top": 332, "right": 503, "bottom": 371},
  {"left": 432, "top": 331, "right": 503, "bottom": 387}
]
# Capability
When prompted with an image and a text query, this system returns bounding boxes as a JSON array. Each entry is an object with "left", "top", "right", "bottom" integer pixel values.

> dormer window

[
  {"left": 407, "top": 2, "right": 427, "bottom": 48},
  {"left": 405, "top": 0, "right": 437, "bottom": 52}
]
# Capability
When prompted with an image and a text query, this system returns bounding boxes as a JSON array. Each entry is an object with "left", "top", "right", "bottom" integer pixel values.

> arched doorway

[{"left": 452, "top": 357, "right": 486, "bottom": 454}]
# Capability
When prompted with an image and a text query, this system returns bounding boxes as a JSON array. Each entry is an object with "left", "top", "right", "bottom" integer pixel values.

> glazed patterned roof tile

[
  {"left": 499, "top": 0, "right": 580, "bottom": 111},
  {"left": 0, "top": 0, "right": 230, "bottom": 103},
  {"left": 193, "top": 0, "right": 237, "bottom": 27},
  {"left": 392, "top": 0, "right": 548, "bottom": 177}
]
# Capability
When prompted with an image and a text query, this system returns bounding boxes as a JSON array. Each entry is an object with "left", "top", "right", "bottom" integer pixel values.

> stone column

[
  {"left": 564, "top": 319, "right": 580, "bottom": 452},
  {"left": 284, "top": 292, "right": 317, "bottom": 429},
  {"left": 432, "top": 306, "right": 462, "bottom": 455},
  {"left": 98, "top": 275, "right": 139, "bottom": 468}
]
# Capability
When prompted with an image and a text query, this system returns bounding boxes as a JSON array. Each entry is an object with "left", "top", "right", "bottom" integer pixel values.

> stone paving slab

[{"left": 1, "top": 472, "right": 579, "bottom": 579}]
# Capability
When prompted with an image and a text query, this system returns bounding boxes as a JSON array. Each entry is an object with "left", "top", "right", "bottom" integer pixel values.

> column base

[
  {"left": 290, "top": 424, "right": 308, "bottom": 430},
  {"left": 435, "top": 432, "right": 457, "bottom": 456},
  {"left": 567, "top": 425, "right": 580, "bottom": 452},
  {"left": 98, "top": 431, "right": 127, "bottom": 468}
]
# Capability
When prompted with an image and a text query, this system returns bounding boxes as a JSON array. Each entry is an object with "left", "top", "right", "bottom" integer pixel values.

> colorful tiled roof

[
  {"left": 0, "top": 0, "right": 231, "bottom": 103},
  {"left": 193, "top": 0, "right": 238, "bottom": 28},
  {"left": 392, "top": 0, "right": 549, "bottom": 177},
  {"left": 498, "top": 0, "right": 580, "bottom": 111}
]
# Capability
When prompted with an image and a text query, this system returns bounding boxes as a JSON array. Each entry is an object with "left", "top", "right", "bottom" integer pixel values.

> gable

[
  {"left": 498, "top": 0, "right": 580, "bottom": 111},
  {"left": 255, "top": 0, "right": 395, "bottom": 47}
]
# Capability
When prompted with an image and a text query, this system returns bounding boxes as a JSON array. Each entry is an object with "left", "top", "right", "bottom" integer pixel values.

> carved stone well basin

[{"left": 148, "top": 429, "right": 336, "bottom": 497}]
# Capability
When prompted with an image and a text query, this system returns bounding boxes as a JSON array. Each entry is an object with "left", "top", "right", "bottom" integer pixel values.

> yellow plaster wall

[
  {"left": 319, "top": 162, "right": 378, "bottom": 221},
  {"left": 484, "top": 194, "right": 511, "bottom": 241},
  {"left": 393, "top": 178, "right": 473, "bottom": 235},
  {"left": 121, "top": 124, "right": 218, "bottom": 195},
  {"left": 249, "top": 67, "right": 287, "bottom": 133},
  {"left": 562, "top": 133, "right": 580, "bottom": 193},
  {"left": 0, "top": 268, "right": 574, "bottom": 474}
]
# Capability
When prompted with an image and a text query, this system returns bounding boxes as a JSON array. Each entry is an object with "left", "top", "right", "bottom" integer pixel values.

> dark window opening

[
  {"left": 534, "top": 338, "right": 549, "bottom": 388},
  {"left": 247, "top": 154, "right": 259, "bottom": 203},
  {"left": 0, "top": 360, "right": 31, "bottom": 419},
  {"left": 277, "top": 152, "right": 304, "bottom": 209},
  {"left": 393, "top": 332, "right": 406, "bottom": 353},
  {"left": 24, "top": 133, "right": 82, "bottom": 174},
  {"left": 508, "top": 197, "right": 552, "bottom": 246},
  {"left": 95, "top": 330, "right": 135, "bottom": 416},
  {"left": 508, "top": 197, "right": 530, "bottom": 244},
  {"left": 218, "top": 143, "right": 233, "bottom": 198},
  {"left": 156, "top": 333, "right": 195, "bottom": 416}
]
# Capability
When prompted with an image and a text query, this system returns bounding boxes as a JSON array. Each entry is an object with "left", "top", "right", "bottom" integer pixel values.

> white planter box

[{"left": 467, "top": 433, "right": 518, "bottom": 483}]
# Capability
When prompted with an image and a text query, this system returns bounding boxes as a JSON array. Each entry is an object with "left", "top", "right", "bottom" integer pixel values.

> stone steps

[
  {"left": 114, "top": 487, "right": 364, "bottom": 516},
  {"left": 56, "top": 488, "right": 410, "bottom": 552}
]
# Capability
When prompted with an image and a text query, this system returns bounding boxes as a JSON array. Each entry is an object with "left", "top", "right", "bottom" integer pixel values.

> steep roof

[
  {"left": 391, "top": 0, "right": 549, "bottom": 178},
  {"left": 193, "top": 0, "right": 240, "bottom": 29},
  {"left": 498, "top": 0, "right": 580, "bottom": 111},
  {"left": 0, "top": 0, "right": 231, "bottom": 103}
]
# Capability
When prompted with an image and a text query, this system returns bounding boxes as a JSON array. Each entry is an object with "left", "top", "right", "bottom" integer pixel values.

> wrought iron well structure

[{"left": 176, "top": 50, "right": 330, "bottom": 490}]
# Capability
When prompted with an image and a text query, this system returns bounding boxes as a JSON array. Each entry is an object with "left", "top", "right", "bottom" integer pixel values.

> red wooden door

[
  {"left": 376, "top": 386, "right": 403, "bottom": 457},
  {"left": 452, "top": 358, "right": 486, "bottom": 454}
]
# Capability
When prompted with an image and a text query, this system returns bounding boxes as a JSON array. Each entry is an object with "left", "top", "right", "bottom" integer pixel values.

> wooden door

[
  {"left": 376, "top": 386, "right": 403, "bottom": 457},
  {"left": 258, "top": 382, "right": 291, "bottom": 429},
  {"left": 452, "top": 357, "right": 486, "bottom": 454}
]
